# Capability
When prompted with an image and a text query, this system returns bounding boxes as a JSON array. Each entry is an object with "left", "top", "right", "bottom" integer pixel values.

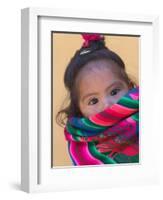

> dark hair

[{"left": 56, "top": 35, "right": 136, "bottom": 127}]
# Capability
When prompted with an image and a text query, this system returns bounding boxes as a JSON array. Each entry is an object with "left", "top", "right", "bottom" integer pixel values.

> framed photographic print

[{"left": 21, "top": 7, "right": 159, "bottom": 193}]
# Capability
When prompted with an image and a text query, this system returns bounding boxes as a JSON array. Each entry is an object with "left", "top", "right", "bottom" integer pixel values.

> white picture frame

[{"left": 21, "top": 7, "right": 159, "bottom": 193}]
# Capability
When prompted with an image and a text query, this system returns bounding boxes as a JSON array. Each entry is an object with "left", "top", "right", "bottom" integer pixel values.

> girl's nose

[{"left": 101, "top": 98, "right": 113, "bottom": 110}]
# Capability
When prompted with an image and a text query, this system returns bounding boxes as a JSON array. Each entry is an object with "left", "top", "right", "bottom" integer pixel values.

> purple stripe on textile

[
  {"left": 99, "top": 111, "right": 120, "bottom": 121},
  {"left": 105, "top": 117, "right": 136, "bottom": 140}
]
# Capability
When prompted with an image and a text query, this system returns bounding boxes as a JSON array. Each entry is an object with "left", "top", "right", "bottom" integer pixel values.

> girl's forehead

[
  {"left": 76, "top": 62, "right": 122, "bottom": 93},
  {"left": 77, "top": 59, "right": 120, "bottom": 81},
  {"left": 81, "top": 59, "right": 116, "bottom": 71},
  {"left": 78, "top": 66, "right": 119, "bottom": 88}
]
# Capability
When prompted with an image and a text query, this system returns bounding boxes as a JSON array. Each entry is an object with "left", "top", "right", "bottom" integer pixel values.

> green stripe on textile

[
  {"left": 67, "top": 124, "right": 83, "bottom": 136},
  {"left": 66, "top": 124, "right": 76, "bottom": 135},
  {"left": 88, "top": 142, "right": 117, "bottom": 164},
  {"left": 82, "top": 118, "right": 106, "bottom": 130},
  {"left": 130, "top": 154, "right": 139, "bottom": 163},
  {"left": 114, "top": 153, "right": 139, "bottom": 163},
  {"left": 131, "top": 113, "right": 139, "bottom": 121},
  {"left": 118, "top": 97, "right": 139, "bottom": 109},
  {"left": 72, "top": 135, "right": 80, "bottom": 141}
]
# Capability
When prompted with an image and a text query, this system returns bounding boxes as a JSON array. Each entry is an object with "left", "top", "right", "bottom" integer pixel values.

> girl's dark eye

[
  {"left": 110, "top": 88, "right": 120, "bottom": 96},
  {"left": 88, "top": 98, "right": 99, "bottom": 105}
]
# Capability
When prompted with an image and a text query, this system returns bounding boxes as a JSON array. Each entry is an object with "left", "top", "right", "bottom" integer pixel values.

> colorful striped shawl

[{"left": 64, "top": 87, "right": 139, "bottom": 165}]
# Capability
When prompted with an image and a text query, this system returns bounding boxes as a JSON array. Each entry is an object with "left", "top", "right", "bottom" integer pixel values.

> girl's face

[{"left": 77, "top": 60, "right": 129, "bottom": 118}]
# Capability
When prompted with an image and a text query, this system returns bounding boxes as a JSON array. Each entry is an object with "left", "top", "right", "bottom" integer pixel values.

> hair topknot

[{"left": 79, "top": 33, "right": 106, "bottom": 56}]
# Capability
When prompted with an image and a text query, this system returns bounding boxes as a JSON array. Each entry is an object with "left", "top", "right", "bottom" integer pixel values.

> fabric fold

[{"left": 64, "top": 86, "right": 139, "bottom": 165}]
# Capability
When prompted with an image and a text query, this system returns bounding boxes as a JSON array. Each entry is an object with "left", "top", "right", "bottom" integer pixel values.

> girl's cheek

[
  {"left": 85, "top": 106, "right": 99, "bottom": 117},
  {"left": 106, "top": 92, "right": 123, "bottom": 105},
  {"left": 90, "top": 105, "right": 103, "bottom": 116}
]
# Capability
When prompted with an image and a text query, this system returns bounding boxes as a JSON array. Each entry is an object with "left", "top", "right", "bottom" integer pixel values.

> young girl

[{"left": 57, "top": 33, "right": 139, "bottom": 165}]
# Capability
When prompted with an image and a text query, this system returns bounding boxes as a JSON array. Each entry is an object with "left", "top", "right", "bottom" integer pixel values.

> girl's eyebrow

[{"left": 105, "top": 81, "right": 123, "bottom": 92}]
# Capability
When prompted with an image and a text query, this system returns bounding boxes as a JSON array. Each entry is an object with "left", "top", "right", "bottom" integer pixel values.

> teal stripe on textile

[
  {"left": 88, "top": 142, "right": 117, "bottom": 164},
  {"left": 72, "top": 135, "right": 80, "bottom": 141},
  {"left": 130, "top": 154, "right": 139, "bottom": 163},
  {"left": 81, "top": 118, "right": 106, "bottom": 130},
  {"left": 131, "top": 112, "right": 139, "bottom": 121},
  {"left": 67, "top": 123, "right": 102, "bottom": 138},
  {"left": 67, "top": 124, "right": 83, "bottom": 137},
  {"left": 118, "top": 97, "right": 139, "bottom": 109},
  {"left": 114, "top": 153, "right": 139, "bottom": 163}
]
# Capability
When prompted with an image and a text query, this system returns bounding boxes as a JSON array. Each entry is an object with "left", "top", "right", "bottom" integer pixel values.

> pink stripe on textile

[
  {"left": 125, "top": 117, "right": 137, "bottom": 137},
  {"left": 90, "top": 114, "right": 117, "bottom": 126},
  {"left": 89, "top": 104, "right": 137, "bottom": 126},
  {"left": 105, "top": 107, "right": 128, "bottom": 118},
  {"left": 90, "top": 116, "right": 116, "bottom": 126},
  {"left": 64, "top": 129, "right": 74, "bottom": 141},
  {"left": 110, "top": 104, "right": 137, "bottom": 116},
  {"left": 70, "top": 141, "right": 103, "bottom": 165},
  {"left": 130, "top": 93, "right": 139, "bottom": 100},
  {"left": 90, "top": 112, "right": 128, "bottom": 126},
  {"left": 89, "top": 105, "right": 126, "bottom": 123},
  {"left": 120, "top": 144, "right": 139, "bottom": 156},
  {"left": 126, "top": 116, "right": 138, "bottom": 124},
  {"left": 69, "top": 141, "right": 79, "bottom": 165}
]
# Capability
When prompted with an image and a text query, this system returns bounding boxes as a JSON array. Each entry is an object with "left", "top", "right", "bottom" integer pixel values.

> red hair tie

[{"left": 81, "top": 33, "right": 104, "bottom": 48}]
